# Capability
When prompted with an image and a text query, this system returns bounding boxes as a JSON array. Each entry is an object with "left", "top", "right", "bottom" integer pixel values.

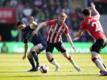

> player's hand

[
  {"left": 73, "top": 37, "right": 79, "bottom": 41},
  {"left": 73, "top": 33, "right": 80, "bottom": 41},
  {"left": 73, "top": 34, "right": 80, "bottom": 41},
  {"left": 90, "top": 2, "right": 95, "bottom": 9},
  {"left": 72, "top": 45, "right": 76, "bottom": 52},
  {"left": 32, "top": 31, "right": 37, "bottom": 36},
  {"left": 22, "top": 54, "right": 26, "bottom": 60}
]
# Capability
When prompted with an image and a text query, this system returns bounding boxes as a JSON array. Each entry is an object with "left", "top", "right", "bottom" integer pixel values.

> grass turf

[{"left": 0, "top": 53, "right": 107, "bottom": 80}]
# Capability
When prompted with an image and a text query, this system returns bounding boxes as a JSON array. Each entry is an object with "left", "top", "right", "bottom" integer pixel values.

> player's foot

[
  {"left": 100, "top": 71, "right": 107, "bottom": 76},
  {"left": 73, "top": 65, "right": 81, "bottom": 72},
  {"left": 28, "top": 67, "right": 38, "bottom": 72},
  {"left": 55, "top": 64, "right": 61, "bottom": 72}
]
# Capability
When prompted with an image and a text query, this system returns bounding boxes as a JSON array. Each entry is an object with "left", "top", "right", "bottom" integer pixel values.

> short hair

[
  {"left": 59, "top": 12, "right": 67, "bottom": 18},
  {"left": 28, "top": 16, "right": 34, "bottom": 21},
  {"left": 16, "top": 21, "right": 23, "bottom": 27},
  {"left": 82, "top": 8, "right": 91, "bottom": 16}
]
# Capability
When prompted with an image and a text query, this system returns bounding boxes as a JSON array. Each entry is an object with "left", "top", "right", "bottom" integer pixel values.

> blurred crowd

[{"left": 0, "top": 0, "right": 93, "bottom": 42}]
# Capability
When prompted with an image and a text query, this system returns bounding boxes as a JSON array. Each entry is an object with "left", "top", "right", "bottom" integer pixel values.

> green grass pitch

[{"left": 0, "top": 53, "right": 107, "bottom": 80}]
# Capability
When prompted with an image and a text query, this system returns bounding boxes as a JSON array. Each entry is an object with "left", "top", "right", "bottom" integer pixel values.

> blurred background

[{"left": 0, "top": 0, "right": 107, "bottom": 53}]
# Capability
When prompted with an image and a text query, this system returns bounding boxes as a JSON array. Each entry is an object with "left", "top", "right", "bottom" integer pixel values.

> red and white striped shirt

[
  {"left": 46, "top": 19, "right": 69, "bottom": 43},
  {"left": 80, "top": 17, "right": 106, "bottom": 40}
]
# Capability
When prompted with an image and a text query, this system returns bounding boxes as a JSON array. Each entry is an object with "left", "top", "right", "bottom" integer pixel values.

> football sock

[
  {"left": 92, "top": 52, "right": 106, "bottom": 68},
  {"left": 28, "top": 57, "right": 36, "bottom": 69},
  {"left": 98, "top": 57, "right": 103, "bottom": 63},
  {"left": 50, "top": 58, "right": 59, "bottom": 66},
  {"left": 92, "top": 57, "right": 106, "bottom": 71},
  {"left": 70, "top": 60, "right": 76, "bottom": 66},
  {"left": 31, "top": 51, "right": 39, "bottom": 67},
  {"left": 98, "top": 57, "right": 106, "bottom": 68}
]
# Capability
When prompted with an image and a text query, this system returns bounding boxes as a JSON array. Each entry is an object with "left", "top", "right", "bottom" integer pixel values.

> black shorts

[
  {"left": 90, "top": 39, "right": 107, "bottom": 53},
  {"left": 46, "top": 42, "right": 66, "bottom": 53}
]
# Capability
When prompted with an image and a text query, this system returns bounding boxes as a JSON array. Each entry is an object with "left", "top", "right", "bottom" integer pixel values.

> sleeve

[{"left": 46, "top": 19, "right": 56, "bottom": 26}]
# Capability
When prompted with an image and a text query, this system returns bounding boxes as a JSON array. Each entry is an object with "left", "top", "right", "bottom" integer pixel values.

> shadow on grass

[
  {"left": 0, "top": 71, "right": 104, "bottom": 77},
  {"left": 0, "top": 71, "right": 27, "bottom": 73},
  {"left": 0, "top": 74, "right": 99, "bottom": 77},
  {"left": 10, "top": 74, "right": 99, "bottom": 77}
]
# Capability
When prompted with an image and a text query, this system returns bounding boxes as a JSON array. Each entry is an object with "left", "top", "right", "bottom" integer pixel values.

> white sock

[
  {"left": 99, "top": 57, "right": 103, "bottom": 62},
  {"left": 91, "top": 51, "right": 106, "bottom": 68},
  {"left": 70, "top": 60, "right": 78, "bottom": 66},
  {"left": 51, "top": 59, "right": 59, "bottom": 67},
  {"left": 70, "top": 60, "right": 76, "bottom": 66},
  {"left": 95, "top": 58, "right": 106, "bottom": 71},
  {"left": 98, "top": 57, "right": 106, "bottom": 66}
]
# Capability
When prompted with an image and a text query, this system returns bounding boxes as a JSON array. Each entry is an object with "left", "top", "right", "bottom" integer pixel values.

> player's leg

[
  {"left": 90, "top": 39, "right": 107, "bottom": 76},
  {"left": 55, "top": 42, "right": 81, "bottom": 72},
  {"left": 31, "top": 43, "right": 46, "bottom": 71},
  {"left": 62, "top": 52, "right": 81, "bottom": 72},
  {"left": 90, "top": 39, "right": 106, "bottom": 70},
  {"left": 98, "top": 54, "right": 106, "bottom": 68},
  {"left": 91, "top": 52, "right": 107, "bottom": 76},
  {"left": 98, "top": 41, "right": 107, "bottom": 68},
  {"left": 30, "top": 45, "right": 40, "bottom": 70},
  {"left": 46, "top": 42, "right": 60, "bottom": 71},
  {"left": 27, "top": 52, "right": 37, "bottom": 71}
]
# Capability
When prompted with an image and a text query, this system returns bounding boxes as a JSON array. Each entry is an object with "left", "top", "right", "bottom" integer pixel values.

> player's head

[
  {"left": 16, "top": 21, "right": 26, "bottom": 30},
  {"left": 82, "top": 8, "right": 91, "bottom": 17},
  {"left": 28, "top": 16, "right": 34, "bottom": 22},
  {"left": 57, "top": 12, "right": 67, "bottom": 24},
  {"left": 28, "top": 16, "right": 37, "bottom": 29}
]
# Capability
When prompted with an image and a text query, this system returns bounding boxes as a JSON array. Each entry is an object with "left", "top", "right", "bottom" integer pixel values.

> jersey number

[{"left": 91, "top": 22, "right": 100, "bottom": 32}]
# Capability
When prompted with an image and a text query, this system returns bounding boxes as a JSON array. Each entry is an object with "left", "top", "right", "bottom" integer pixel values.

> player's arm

[
  {"left": 22, "top": 35, "right": 28, "bottom": 60},
  {"left": 32, "top": 20, "right": 56, "bottom": 36},
  {"left": 24, "top": 43, "right": 28, "bottom": 56},
  {"left": 32, "top": 22, "right": 47, "bottom": 36},
  {"left": 73, "top": 30, "right": 83, "bottom": 41},
  {"left": 66, "top": 33, "right": 76, "bottom": 51},
  {"left": 36, "top": 22, "right": 47, "bottom": 33},
  {"left": 22, "top": 43, "right": 28, "bottom": 60},
  {"left": 90, "top": 2, "right": 100, "bottom": 19},
  {"left": 76, "top": 30, "right": 83, "bottom": 37}
]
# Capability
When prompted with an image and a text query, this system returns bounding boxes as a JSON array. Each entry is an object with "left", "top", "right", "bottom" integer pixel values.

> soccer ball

[{"left": 39, "top": 65, "right": 49, "bottom": 73}]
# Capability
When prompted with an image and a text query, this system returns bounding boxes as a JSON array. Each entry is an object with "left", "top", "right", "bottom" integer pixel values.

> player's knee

[
  {"left": 27, "top": 53, "right": 32, "bottom": 58},
  {"left": 63, "top": 52, "right": 71, "bottom": 60},
  {"left": 46, "top": 52, "right": 51, "bottom": 56},
  {"left": 67, "top": 56, "right": 71, "bottom": 61},
  {"left": 31, "top": 46, "right": 39, "bottom": 53},
  {"left": 91, "top": 51, "right": 99, "bottom": 57},
  {"left": 61, "top": 49, "right": 66, "bottom": 53},
  {"left": 91, "top": 57, "right": 97, "bottom": 62},
  {"left": 31, "top": 51, "right": 36, "bottom": 55},
  {"left": 49, "top": 58, "right": 54, "bottom": 62},
  {"left": 46, "top": 52, "right": 53, "bottom": 62},
  {"left": 66, "top": 55, "right": 72, "bottom": 61}
]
